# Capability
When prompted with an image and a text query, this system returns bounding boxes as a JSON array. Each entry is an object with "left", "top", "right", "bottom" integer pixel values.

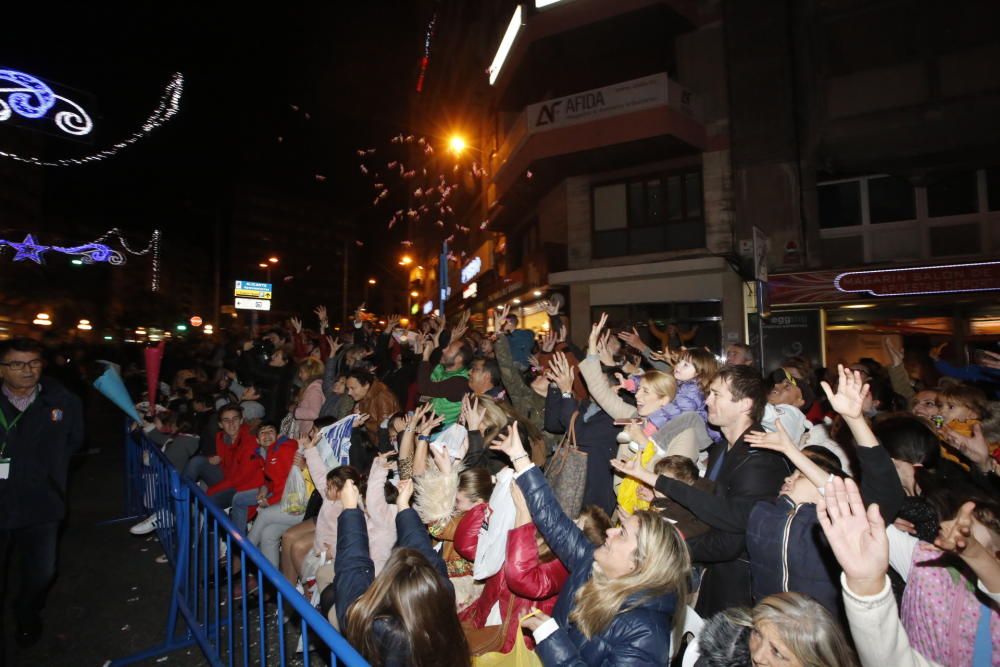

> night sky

[{"left": 5, "top": 2, "right": 433, "bottom": 239}]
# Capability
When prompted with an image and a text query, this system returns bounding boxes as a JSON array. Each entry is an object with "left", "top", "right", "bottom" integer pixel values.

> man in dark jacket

[
  {"left": 0, "top": 338, "right": 84, "bottom": 651},
  {"left": 620, "top": 365, "right": 788, "bottom": 617}
]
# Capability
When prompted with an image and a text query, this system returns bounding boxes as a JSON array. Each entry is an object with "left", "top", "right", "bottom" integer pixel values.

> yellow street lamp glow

[
  {"left": 400, "top": 255, "right": 413, "bottom": 266},
  {"left": 258, "top": 262, "right": 268, "bottom": 268},
  {"left": 36, "top": 313, "right": 50, "bottom": 320},
  {"left": 448, "top": 135, "right": 467, "bottom": 155},
  {"left": 410, "top": 290, "right": 419, "bottom": 298},
  {"left": 79, "top": 319, "right": 90, "bottom": 325},
  {"left": 368, "top": 278, "right": 377, "bottom": 285},
  {"left": 268, "top": 257, "right": 279, "bottom": 264}
]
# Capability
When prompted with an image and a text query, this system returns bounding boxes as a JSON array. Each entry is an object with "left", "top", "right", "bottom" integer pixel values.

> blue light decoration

[
  {"left": 0, "top": 72, "right": 183, "bottom": 167},
  {"left": 0, "top": 69, "right": 92, "bottom": 135},
  {"left": 0, "top": 229, "right": 161, "bottom": 291}
]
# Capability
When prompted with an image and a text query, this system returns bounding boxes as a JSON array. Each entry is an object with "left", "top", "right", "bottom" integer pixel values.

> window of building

[
  {"left": 927, "top": 171, "right": 977, "bottom": 217},
  {"left": 817, "top": 170, "right": 999, "bottom": 264},
  {"left": 818, "top": 181, "right": 862, "bottom": 229},
  {"left": 592, "top": 169, "right": 704, "bottom": 258}
]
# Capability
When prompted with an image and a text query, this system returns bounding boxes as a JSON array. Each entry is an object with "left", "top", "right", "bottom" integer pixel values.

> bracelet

[
  {"left": 417, "top": 434, "right": 431, "bottom": 442},
  {"left": 404, "top": 426, "right": 414, "bottom": 433},
  {"left": 511, "top": 453, "right": 529, "bottom": 463}
]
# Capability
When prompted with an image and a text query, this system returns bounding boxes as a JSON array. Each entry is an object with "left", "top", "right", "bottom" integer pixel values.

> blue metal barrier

[{"left": 112, "top": 429, "right": 368, "bottom": 667}]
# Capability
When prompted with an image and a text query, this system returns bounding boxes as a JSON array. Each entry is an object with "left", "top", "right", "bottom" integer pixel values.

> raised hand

[
  {"left": 882, "top": 337, "right": 904, "bottom": 367},
  {"left": 596, "top": 330, "right": 616, "bottom": 366},
  {"left": 352, "top": 412, "right": 371, "bottom": 429},
  {"left": 816, "top": 476, "right": 888, "bottom": 596},
  {"left": 745, "top": 419, "right": 797, "bottom": 455},
  {"left": 490, "top": 424, "right": 529, "bottom": 463},
  {"left": 385, "top": 314, "right": 401, "bottom": 332},
  {"left": 325, "top": 335, "right": 342, "bottom": 358},
  {"left": 618, "top": 327, "right": 648, "bottom": 353},
  {"left": 429, "top": 443, "right": 452, "bottom": 473},
  {"left": 461, "top": 394, "right": 486, "bottom": 431},
  {"left": 546, "top": 351, "right": 575, "bottom": 394},
  {"left": 451, "top": 322, "right": 468, "bottom": 341},
  {"left": 588, "top": 312, "right": 609, "bottom": 355},
  {"left": 942, "top": 422, "right": 991, "bottom": 472},
  {"left": 416, "top": 408, "right": 444, "bottom": 436},
  {"left": 396, "top": 478, "right": 414, "bottom": 510},
  {"left": 340, "top": 479, "right": 360, "bottom": 509},
  {"left": 354, "top": 302, "right": 366, "bottom": 322},
  {"left": 555, "top": 323, "right": 567, "bottom": 344},
  {"left": 929, "top": 341, "right": 947, "bottom": 361},
  {"left": 610, "top": 454, "right": 656, "bottom": 487},
  {"left": 314, "top": 305, "right": 328, "bottom": 325},
  {"left": 820, "top": 364, "right": 869, "bottom": 420},
  {"left": 540, "top": 329, "right": 557, "bottom": 353},
  {"left": 493, "top": 304, "right": 510, "bottom": 334},
  {"left": 290, "top": 316, "right": 303, "bottom": 334},
  {"left": 978, "top": 349, "right": 1000, "bottom": 371},
  {"left": 542, "top": 299, "right": 561, "bottom": 316}
]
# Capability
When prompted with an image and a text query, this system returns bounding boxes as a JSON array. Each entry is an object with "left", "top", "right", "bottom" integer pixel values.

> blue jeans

[
  {"left": 227, "top": 489, "right": 261, "bottom": 536},
  {"left": 183, "top": 455, "right": 224, "bottom": 487}
]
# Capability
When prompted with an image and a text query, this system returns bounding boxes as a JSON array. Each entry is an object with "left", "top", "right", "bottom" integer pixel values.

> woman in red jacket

[{"left": 457, "top": 480, "right": 569, "bottom": 653}]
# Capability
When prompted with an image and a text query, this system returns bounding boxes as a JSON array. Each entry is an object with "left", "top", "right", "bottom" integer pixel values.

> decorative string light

[
  {"left": 0, "top": 73, "right": 183, "bottom": 167},
  {"left": 415, "top": 12, "right": 437, "bottom": 93},
  {"left": 0, "top": 69, "right": 94, "bottom": 136},
  {"left": 0, "top": 228, "right": 162, "bottom": 291}
]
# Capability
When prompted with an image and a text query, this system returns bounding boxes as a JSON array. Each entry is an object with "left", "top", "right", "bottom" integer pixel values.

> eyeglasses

[{"left": 0, "top": 359, "right": 43, "bottom": 371}]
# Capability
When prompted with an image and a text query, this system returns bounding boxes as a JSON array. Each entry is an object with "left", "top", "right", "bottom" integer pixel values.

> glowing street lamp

[
  {"left": 368, "top": 278, "right": 377, "bottom": 285},
  {"left": 410, "top": 290, "right": 419, "bottom": 298},
  {"left": 399, "top": 255, "right": 413, "bottom": 266},
  {"left": 448, "top": 135, "right": 467, "bottom": 155},
  {"left": 77, "top": 319, "right": 93, "bottom": 331},
  {"left": 258, "top": 262, "right": 268, "bottom": 268},
  {"left": 268, "top": 257, "right": 279, "bottom": 264}
]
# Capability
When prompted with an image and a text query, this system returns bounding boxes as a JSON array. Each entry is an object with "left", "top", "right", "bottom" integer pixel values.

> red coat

[
  {"left": 458, "top": 522, "right": 568, "bottom": 653},
  {"left": 263, "top": 437, "right": 298, "bottom": 502},
  {"left": 207, "top": 425, "right": 264, "bottom": 495}
]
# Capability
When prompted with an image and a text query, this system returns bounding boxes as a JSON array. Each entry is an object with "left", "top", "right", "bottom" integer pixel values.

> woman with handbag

[
  {"left": 491, "top": 424, "right": 691, "bottom": 666},
  {"left": 457, "top": 453, "right": 569, "bottom": 655}
]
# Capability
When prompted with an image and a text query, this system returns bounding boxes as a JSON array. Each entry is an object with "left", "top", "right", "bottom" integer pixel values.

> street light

[
  {"left": 258, "top": 262, "right": 268, "bottom": 268},
  {"left": 449, "top": 135, "right": 467, "bottom": 155},
  {"left": 410, "top": 290, "right": 419, "bottom": 298},
  {"left": 77, "top": 319, "right": 93, "bottom": 331},
  {"left": 399, "top": 255, "right": 413, "bottom": 266},
  {"left": 368, "top": 278, "right": 377, "bottom": 285},
  {"left": 268, "top": 257, "right": 279, "bottom": 264}
]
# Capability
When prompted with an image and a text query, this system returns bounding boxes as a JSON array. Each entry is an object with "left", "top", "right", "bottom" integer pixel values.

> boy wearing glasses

[{"left": 0, "top": 338, "right": 83, "bottom": 651}]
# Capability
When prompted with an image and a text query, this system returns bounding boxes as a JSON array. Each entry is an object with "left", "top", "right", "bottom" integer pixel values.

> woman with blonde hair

[
  {"left": 292, "top": 357, "right": 326, "bottom": 435},
  {"left": 492, "top": 424, "right": 690, "bottom": 665}
]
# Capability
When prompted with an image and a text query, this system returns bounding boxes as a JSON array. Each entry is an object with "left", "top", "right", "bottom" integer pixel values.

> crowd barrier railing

[{"left": 111, "top": 428, "right": 368, "bottom": 667}]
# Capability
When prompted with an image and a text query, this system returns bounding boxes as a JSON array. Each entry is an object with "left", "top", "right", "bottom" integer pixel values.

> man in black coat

[
  {"left": 0, "top": 338, "right": 84, "bottom": 652},
  {"left": 617, "top": 365, "right": 788, "bottom": 617}
]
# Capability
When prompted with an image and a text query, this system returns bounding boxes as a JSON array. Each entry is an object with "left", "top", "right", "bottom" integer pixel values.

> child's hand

[
  {"left": 637, "top": 486, "right": 655, "bottom": 502},
  {"left": 745, "top": 419, "right": 797, "bottom": 453}
]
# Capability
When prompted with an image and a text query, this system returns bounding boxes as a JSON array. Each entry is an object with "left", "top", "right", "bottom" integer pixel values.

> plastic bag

[
  {"left": 616, "top": 440, "right": 657, "bottom": 514},
  {"left": 472, "top": 614, "right": 543, "bottom": 667},
  {"left": 280, "top": 465, "right": 308, "bottom": 514},
  {"left": 473, "top": 468, "right": 516, "bottom": 581}
]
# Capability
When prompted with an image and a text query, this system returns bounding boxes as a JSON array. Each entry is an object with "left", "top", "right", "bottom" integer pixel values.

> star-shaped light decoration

[{"left": 8, "top": 234, "right": 49, "bottom": 263}]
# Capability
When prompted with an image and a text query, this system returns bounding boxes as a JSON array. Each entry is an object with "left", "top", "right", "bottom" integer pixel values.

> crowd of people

[{"left": 22, "top": 299, "right": 1000, "bottom": 666}]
